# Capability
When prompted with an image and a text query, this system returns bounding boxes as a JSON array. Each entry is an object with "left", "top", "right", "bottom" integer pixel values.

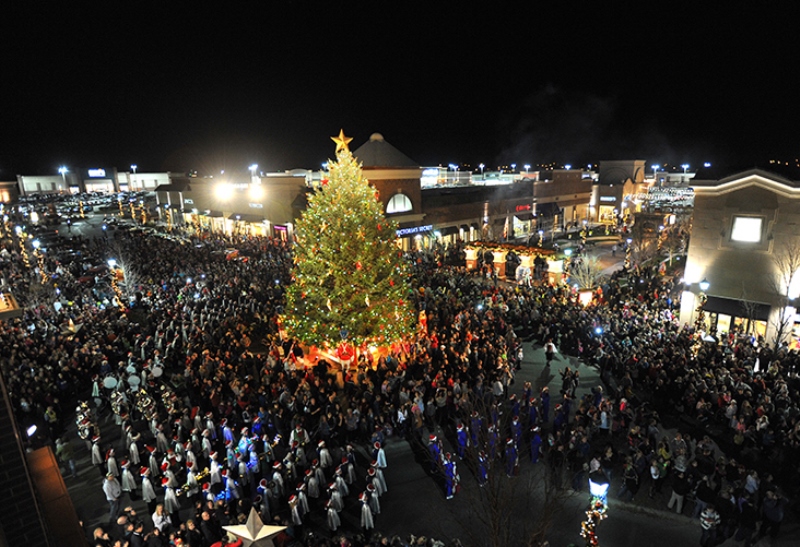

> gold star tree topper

[
  {"left": 222, "top": 508, "right": 286, "bottom": 547},
  {"left": 331, "top": 129, "right": 353, "bottom": 152}
]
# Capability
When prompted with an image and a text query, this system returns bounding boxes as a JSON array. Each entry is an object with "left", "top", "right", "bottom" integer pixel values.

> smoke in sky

[{"left": 495, "top": 84, "right": 685, "bottom": 167}]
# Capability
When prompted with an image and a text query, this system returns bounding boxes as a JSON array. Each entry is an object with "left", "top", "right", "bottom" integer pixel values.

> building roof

[
  {"left": 691, "top": 167, "right": 800, "bottom": 197},
  {"left": 155, "top": 181, "right": 192, "bottom": 192},
  {"left": 352, "top": 133, "right": 419, "bottom": 168},
  {"left": 692, "top": 165, "right": 800, "bottom": 185}
]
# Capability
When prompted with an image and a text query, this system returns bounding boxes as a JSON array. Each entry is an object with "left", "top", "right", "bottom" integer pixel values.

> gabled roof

[
  {"left": 352, "top": 133, "right": 419, "bottom": 168},
  {"left": 692, "top": 168, "right": 800, "bottom": 197}
]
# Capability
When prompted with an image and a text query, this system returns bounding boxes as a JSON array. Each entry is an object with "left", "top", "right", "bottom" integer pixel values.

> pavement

[{"left": 60, "top": 337, "right": 798, "bottom": 546}]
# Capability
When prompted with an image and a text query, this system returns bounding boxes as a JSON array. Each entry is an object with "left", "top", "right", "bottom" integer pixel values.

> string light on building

[{"left": 107, "top": 259, "right": 125, "bottom": 310}]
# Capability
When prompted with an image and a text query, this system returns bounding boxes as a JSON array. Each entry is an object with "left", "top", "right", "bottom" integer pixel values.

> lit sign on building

[
  {"left": 396, "top": 224, "right": 433, "bottom": 237},
  {"left": 599, "top": 196, "right": 617, "bottom": 202},
  {"left": 184, "top": 199, "right": 194, "bottom": 204},
  {"left": 249, "top": 203, "right": 263, "bottom": 209},
  {"left": 88, "top": 169, "right": 106, "bottom": 178},
  {"left": 515, "top": 204, "right": 532, "bottom": 212}
]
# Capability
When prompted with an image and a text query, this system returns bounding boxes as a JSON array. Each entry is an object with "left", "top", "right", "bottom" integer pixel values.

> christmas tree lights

[{"left": 282, "top": 130, "right": 416, "bottom": 350}]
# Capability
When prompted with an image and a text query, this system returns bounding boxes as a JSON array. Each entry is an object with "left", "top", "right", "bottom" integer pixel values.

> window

[
  {"left": 730, "top": 216, "right": 763, "bottom": 243},
  {"left": 386, "top": 193, "right": 412, "bottom": 214}
]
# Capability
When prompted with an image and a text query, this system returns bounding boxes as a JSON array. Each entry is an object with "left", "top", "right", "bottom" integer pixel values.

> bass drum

[{"left": 103, "top": 375, "right": 118, "bottom": 389}]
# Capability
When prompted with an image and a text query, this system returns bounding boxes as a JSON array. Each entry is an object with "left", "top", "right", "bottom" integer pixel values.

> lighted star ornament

[
  {"left": 331, "top": 129, "right": 353, "bottom": 152},
  {"left": 223, "top": 508, "right": 286, "bottom": 546}
]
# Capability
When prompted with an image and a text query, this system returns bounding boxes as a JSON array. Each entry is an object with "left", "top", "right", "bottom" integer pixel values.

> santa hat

[
  {"left": 161, "top": 462, "right": 169, "bottom": 472},
  {"left": 221, "top": 469, "right": 228, "bottom": 478},
  {"left": 254, "top": 495, "right": 262, "bottom": 504},
  {"left": 288, "top": 494, "right": 297, "bottom": 503},
  {"left": 506, "top": 438, "right": 514, "bottom": 445},
  {"left": 371, "top": 460, "right": 378, "bottom": 468},
  {"left": 318, "top": 440, "right": 325, "bottom": 448},
  {"left": 259, "top": 479, "right": 268, "bottom": 488},
  {"left": 202, "top": 483, "right": 210, "bottom": 492},
  {"left": 335, "top": 467, "right": 342, "bottom": 475},
  {"left": 92, "top": 435, "right": 101, "bottom": 443},
  {"left": 531, "top": 426, "right": 541, "bottom": 433},
  {"left": 209, "top": 451, "right": 218, "bottom": 459},
  {"left": 241, "top": 427, "right": 249, "bottom": 435},
  {"left": 272, "top": 461, "right": 281, "bottom": 470},
  {"left": 471, "top": 411, "right": 479, "bottom": 418},
  {"left": 220, "top": 418, "right": 227, "bottom": 427},
  {"left": 429, "top": 434, "right": 437, "bottom": 442},
  {"left": 161, "top": 477, "right": 170, "bottom": 486},
  {"left": 140, "top": 467, "right": 150, "bottom": 477},
  {"left": 374, "top": 441, "right": 381, "bottom": 449},
  {"left": 297, "top": 483, "right": 306, "bottom": 491},
  {"left": 341, "top": 456, "right": 349, "bottom": 464},
  {"left": 509, "top": 394, "right": 517, "bottom": 400},
  {"left": 225, "top": 440, "right": 233, "bottom": 448},
  {"left": 359, "top": 492, "right": 367, "bottom": 502},
  {"left": 456, "top": 424, "right": 464, "bottom": 431},
  {"left": 291, "top": 441, "right": 299, "bottom": 449},
  {"left": 120, "top": 460, "right": 129, "bottom": 468},
  {"left": 367, "top": 468, "right": 376, "bottom": 476},
  {"left": 512, "top": 415, "right": 519, "bottom": 422},
  {"left": 187, "top": 461, "right": 194, "bottom": 469},
  {"left": 305, "top": 469, "right": 312, "bottom": 477},
  {"left": 145, "top": 445, "right": 156, "bottom": 454},
  {"left": 312, "top": 459, "right": 319, "bottom": 466},
  {"left": 105, "top": 449, "right": 114, "bottom": 460},
  {"left": 367, "top": 483, "right": 376, "bottom": 492},
  {"left": 328, "top": 483, "right": 337, "bottom": 490},
  {"left": 445, "top": 452, "right": 452, "bottom": 460}
]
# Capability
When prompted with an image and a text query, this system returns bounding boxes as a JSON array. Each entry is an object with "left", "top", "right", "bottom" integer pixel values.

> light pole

[
  {"left": 249, "top": 164, "right": 259, "bottom": 183},
  {"left": 479, "top": 163, "right": 485, "bottom": 179},
  {"left": 131, "top": 164, "right": 137, "bottom": 191},
  {"left": 449, "top": 164, "right": 458, "bottom": 184},
  {"left": 58, "top": 166, "right": 68, "bottom": 192},
  {"left": 511, "top": 163, "right": 516, "bottom": 172},
  {"left": 681, "top": 164, "right": 690, "bottom": 185},
  {"left": 651, "top": 164, "right": 659, "bottom": 186},
  {"left": 695, "top": 278, "right": 710, "bottom": 333},
  {"left": 624, "top": 237, "right": 633, "bottom": 269},
  {"left": 524, "top": 164, "right": 530, "bottom": 174}
]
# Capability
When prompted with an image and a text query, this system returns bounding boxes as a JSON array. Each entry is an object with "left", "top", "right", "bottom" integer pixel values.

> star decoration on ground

[
  {"left": 331, "top": 129, "right": 353, "bottom": 152},
  {"left": 222, "top": 508, "right": 286, "bottom": 547}
]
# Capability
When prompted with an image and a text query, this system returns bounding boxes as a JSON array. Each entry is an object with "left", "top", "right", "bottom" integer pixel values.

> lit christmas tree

[{"left": 282, "top": 130, "right": 416, "bottom": 354}]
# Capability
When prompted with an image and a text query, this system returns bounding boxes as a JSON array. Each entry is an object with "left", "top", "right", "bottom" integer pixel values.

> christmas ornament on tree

[{"left": 283, "top": 130, "right": 415, "bottom": 350}]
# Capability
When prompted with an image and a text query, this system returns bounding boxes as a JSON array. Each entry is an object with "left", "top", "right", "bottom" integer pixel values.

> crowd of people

[{"left": 1, "top": 217, "right": 798, "bottom": 547}]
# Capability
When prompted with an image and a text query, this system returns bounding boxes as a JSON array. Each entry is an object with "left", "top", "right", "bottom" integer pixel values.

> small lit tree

[
  {"left": 282, "top": 131, "right": 416, "bottom": 350},
  {"left": 569, "top": 257, "right": 606, "bottom": 290},
  {"left": 768, "top": 240, "right": 800, "bottom": 346}
]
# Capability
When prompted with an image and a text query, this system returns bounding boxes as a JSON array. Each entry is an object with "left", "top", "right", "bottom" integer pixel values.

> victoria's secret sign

[{"left": 515, "top": 204, "right": 532, "bottom": 212}]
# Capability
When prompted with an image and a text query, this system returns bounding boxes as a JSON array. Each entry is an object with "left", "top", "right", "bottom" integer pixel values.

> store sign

[
  {"left": 249, "top": 203, "right": 263, "bottom": 209},
  {"left": 600, "top": 196, "right": 616, "bottom": 202},
  {"left": 396, "top": 224, "right": 433, "bottom": 237},
  {"left": 88, "top": 169, "right": 106, "bottom": 177},
  {"left": 515, "top": 204, "right": 532, "bottom": 212},
  {"left": 184, "top": 199, "right": 194, "bottom": 204}
]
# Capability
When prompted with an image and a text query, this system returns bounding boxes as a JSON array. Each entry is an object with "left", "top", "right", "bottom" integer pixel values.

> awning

[
  {"left": 459, "top": 224, "right": 469, "bottom": 231},
  {"left": 439, "top": 226, "right": 459, "bottom": 236},
  {"left": 470, "top": 223, "right": 480, "bottom": 230},
  {"left": 536, "top": 202, "right": 562, "bottom": 217},
  {"left": 514, "top": 212, "right": 536, "bottom": 221},
  {"left": 704, "top": 295, "right": 771, "bottom": 322},
  {"left": 202, "top": 210, "right": 224, "bottom": 218}
]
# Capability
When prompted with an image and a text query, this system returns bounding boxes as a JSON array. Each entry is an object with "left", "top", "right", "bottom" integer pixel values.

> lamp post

[
  {"left": 479, "top": 163, "right": 485, "bottom": 179},
  {"left": 249, "top": 164, "right": 259, "bottom": 183},
  {"left": 681, "top": 164, "right": 690, "bottom": 185},
  {"left": 524, "top": 164, "right": 530, "bottom": 174},
  {"left": 624, "top": 237, "right": 632, "bottom": 269},
  {"left": 695, "top": 278, "right": 710, "bottom": 333},
  {"left": 58, "top": 166, "right": 68, "bottom": 192},
  {"left": 651, "top": 164, "right": 659, "bottom": 186},
  {"left": 131, "top": 164, "right": 137, "bottom": 191}
]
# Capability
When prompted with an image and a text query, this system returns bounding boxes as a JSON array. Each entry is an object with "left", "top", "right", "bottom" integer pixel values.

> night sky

[{"left": 2, "top": 2, "right": 800, "bottom": 178}]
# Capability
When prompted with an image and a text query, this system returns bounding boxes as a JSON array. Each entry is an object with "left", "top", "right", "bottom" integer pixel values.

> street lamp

[
  {"left": 524, "top": 164, "right": 531, "bottom": 174},
  {"left": 511, "top": 163, "right": 516, "bottom": 172},
  {"left": 695, "top": 278, "right": 710, "bottom": 333},
  {"left": 651, "top": 164, "right": 659, "bottom": 185},
  {"left": 130, "top": 164, "right": 138, "bottom": 191},
  {"left": 58, "top": 166, "right": 68, "bottom": 192},
  {"left": 565, "top": 164, "right": 572, "bottom": 170},
  {"left": 249, "top": 163, "right": 258, "bottom": 176},
  {"left": 479, "top": 163, "right": 485, "bottom": 178}
]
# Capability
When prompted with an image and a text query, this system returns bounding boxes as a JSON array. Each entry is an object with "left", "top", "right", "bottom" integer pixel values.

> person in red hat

[
  {"left": 428, "top": 434, "right": 442, "bottom": 472},
  {"left": 318, "top": 440, "right": 333, "bottom": 469},
  {"left": 326, "top": 498, "right": 341, "bottom": 532},
  {"left": 373, "top": 441, "right": 387, "bottom": 469},
  {"left": 359, "top": 491, "right": 374, "bottom": 530},
  {"left": 366, "top": 483, "right": 381, "bottom": 515},
  {"left": 141, "top": 466, "right": 158, "bottom": 514},
  {"left": 120, "top": 459, "right": 138, "bottom": 500},
  {"left": 91, "top": 436, "right": 104, "bottom": 477}
]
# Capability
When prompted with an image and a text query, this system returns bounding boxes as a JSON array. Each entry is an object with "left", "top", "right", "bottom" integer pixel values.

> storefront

[
  {"left": 82, "top": 168, "right": 118, "bottom": 194},
  {"left": 705, "top": 295, "right": 770, "bottom": 339}
]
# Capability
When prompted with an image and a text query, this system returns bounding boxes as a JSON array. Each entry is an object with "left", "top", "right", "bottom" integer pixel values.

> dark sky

[{"left": 2, "top": 1, "right": 799, "bottom": 178}]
